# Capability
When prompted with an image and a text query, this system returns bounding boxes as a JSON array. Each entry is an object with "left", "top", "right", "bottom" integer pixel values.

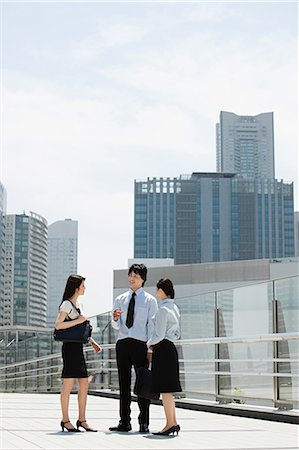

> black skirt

[
  {"left": 151, "top": 339, "right": 182, "bottom": 393},
  {"left": 61, "top": 342, "right": 88, "bottom": 378}
]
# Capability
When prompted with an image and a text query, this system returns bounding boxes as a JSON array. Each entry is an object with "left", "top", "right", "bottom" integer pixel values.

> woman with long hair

[
  {"left": 55, "top": 274, "right": 101, "bottom": 432},
  {"left": 147, "top": 278, "right": 182, "bottom": 436}
]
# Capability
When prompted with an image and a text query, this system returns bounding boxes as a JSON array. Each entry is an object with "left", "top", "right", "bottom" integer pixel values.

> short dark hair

[
  {"left": 59, "top": 274, "right": 85, "bottom": 307},
  {"left": 156, "top": 278, "right": 175, "bottom": 299},
  {"left": 128, "top": 264, "right": 147, "bottom": 287}
]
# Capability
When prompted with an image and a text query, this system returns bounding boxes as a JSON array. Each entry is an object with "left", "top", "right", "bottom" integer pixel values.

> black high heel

[
  {"left": 60, "top": 420, "right": 81, "bottom": 432},
  {"left": 76, "top": 419, "right": 98, "bottom": 432},
  {"left": 152, "top": 425, "right": 180, "bottom": 436}
]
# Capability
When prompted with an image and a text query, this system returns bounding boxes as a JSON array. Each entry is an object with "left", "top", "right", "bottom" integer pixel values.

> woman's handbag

[
  {"left": 53, "top": 320, "right": 92, "bottom": 343},
  {"left": 134, "top": 365, "right": 160, "bottom": 401}
]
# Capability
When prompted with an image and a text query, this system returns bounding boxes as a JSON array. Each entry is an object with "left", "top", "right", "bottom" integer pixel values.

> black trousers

[{"left": 116, "top": 338, "right": 150, "bottom": 426}]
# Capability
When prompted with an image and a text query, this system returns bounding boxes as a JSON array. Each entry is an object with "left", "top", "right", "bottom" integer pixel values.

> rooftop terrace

[{"left": 1, "top": 393, "right": 298, "bottom": 450}]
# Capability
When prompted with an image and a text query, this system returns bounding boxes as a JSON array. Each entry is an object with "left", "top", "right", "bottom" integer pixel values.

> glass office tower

[
  {"left": 294, "top": 212, "right": 299, "bottom": 257},
  {"left": 134, "top": 177, "right": 179, "bottom": 259},
  {"left": 216, "top": 111, "right": 275, "bottom": 179},
  {"left": 134, "top": 174, "right": 294, "bottom": 264},
  {"left": 3, "top": 212, "right": 48, "bottom": 327},
  {"left": 47, "top": 219, "right": 78, "bottom": 326},
  {"left": 0, "top": 181, "right": 7, "bottom": 326}
]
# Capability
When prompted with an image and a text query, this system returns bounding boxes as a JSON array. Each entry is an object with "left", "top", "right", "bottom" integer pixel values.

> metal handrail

[
  {"left": 179, "top": 332, "right": 299, "bottom": 345},
  {"left": 0, "top": 332, "right": 298, "bottom": 371},
  {"left": 1, "top": 333, "right": 298, "bottom": 409}
]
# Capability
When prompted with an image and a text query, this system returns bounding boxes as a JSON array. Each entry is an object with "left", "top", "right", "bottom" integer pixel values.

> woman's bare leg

[
  {"left": 160, "top": 393, "right": 177, "bottom": 431},
  {"left": 77, "top": 377, "right": 89, "bottom": 423},
  {"left": 60, "top": 378, "right": 75, "bottom": 427}
]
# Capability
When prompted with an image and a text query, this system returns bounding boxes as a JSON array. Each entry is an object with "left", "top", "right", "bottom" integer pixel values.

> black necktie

[{"left": 126, "top": 292, "right": 136, "bottom": 328}]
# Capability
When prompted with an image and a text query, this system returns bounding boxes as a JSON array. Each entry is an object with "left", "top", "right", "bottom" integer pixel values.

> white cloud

[
  {"left": 69, "top": 21, "right": 147, "bottom": 62},
  {"left": 98, "top": 22, "right": 147, "bottom": 48}
]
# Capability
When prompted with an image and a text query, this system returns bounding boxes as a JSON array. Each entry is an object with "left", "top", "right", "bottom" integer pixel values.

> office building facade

[
  {"left": 3, "top": 212, "right": 48, "bottom": 327},
  {"left": 134, "top": 174, "right": 294, "bottom": 264},
  {"left": 295, "top": 212, "right": 299, "bottom": 257},
  {"left": 216, "top": 111, "right": 275, "bottom": 179},
  {"left": 0, "top": 182, "right": 7, "bottom": 326},
  {"left": 47, "top": 219, "right": 78, "bottom": 326}
]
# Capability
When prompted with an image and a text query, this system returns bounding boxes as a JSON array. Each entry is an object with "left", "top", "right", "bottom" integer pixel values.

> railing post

[
  {"left": 24, "top": 334, "right": 27, "bottom": 392},
  {"left": 215, "top": 294, "right": 220, "bottom": 401},
  {"left": 14, "top": 331, "right": 18, "bottom": 392},
  {"left": 272, "top": 279, "right": 293, "bottom": 411},
  {"left": 108, "top": 325, "right": 114, "bottom": 389},
  {"left": 272, "top": 297, "right": 279, "bottom": 407},
  {"left": 36, "top": 334, "right": 39, "bottom": 392},
  {"left": 50, "top": 337, "right": 54, "bottom": 391}
]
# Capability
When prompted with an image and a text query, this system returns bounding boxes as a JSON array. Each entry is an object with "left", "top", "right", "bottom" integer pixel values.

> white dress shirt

[
  {"left": 59, "top": 300, "right": 81, "bottom": 320},
  {"left": 147, "top": 299, "right": 180, "bottom": 347},
  {"left": 111, "top": 287, "right": 158, "bottom": 343}
]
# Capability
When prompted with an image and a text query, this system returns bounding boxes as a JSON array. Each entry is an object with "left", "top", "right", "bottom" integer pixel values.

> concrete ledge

[{"left": 89, "top": 390, "right": 299, "bottom": 425}]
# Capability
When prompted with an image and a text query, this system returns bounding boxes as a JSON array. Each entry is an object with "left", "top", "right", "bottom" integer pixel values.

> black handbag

[
  {"left": 134, "top": 366, "right": 160, "bottom": 401},
  {"left": 53, "top": 320, "right": 92, "bottom": 343}
]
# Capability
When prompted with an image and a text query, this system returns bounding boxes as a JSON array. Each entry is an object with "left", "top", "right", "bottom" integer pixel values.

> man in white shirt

[{"left": 109, "top": 264, "right": 158, "bottom": 433}]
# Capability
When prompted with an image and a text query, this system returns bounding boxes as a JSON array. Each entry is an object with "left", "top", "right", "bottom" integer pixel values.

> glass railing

[{"left": 0, "top": 276, "right": 298, "bottom": 410}]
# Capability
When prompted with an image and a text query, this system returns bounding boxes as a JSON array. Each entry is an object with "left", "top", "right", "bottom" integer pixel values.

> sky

[{"left": 1, "top": 1, "right": 298, "bottom": 317}]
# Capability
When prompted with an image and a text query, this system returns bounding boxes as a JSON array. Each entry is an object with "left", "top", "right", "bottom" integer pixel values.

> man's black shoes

[
  {"left": 109, "top": 421, "right": 149, "bottom": 433},
  {"left": 139, "top": 424, "right": 149, "bottom": 433},
  {"left": 109, "top": 423, "right": 149, "bottom": 433},
  {"left": 109, "top": 423, "right": 132, "bottom": 432}
]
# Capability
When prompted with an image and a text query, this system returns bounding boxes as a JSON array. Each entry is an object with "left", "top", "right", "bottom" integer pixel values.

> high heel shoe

[
  {"left": 60, "top": 420, "right": 81, "bottom": 432},
  {"left": 76, "top": 419, "right": 98, "bottom": 432},
  {"left": 152, "top": 425, "right": 180, "bottom": 436}
]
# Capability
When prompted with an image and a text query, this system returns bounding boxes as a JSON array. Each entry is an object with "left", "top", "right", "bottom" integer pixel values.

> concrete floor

[{"left": 0, "top": 393, "right": 298, "bottom": 450}]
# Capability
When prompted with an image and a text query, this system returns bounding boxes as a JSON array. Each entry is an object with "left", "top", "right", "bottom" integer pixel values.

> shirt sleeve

[
  {"left": 59, "top": 300, "right": 72, "bottom": 314},
  {"left": 111, "top": 297, "right": 121, "bottom": 330},
  {"left": 147, "top": 306, "right": 167, "bottom": 347},
  {"left": 146, "top": 297, "right": 158, "bottom": 342}
]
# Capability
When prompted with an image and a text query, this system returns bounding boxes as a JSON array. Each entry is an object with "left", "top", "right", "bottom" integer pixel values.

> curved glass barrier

[{"left": 0, "top": 276, "right": 298, "bottom": 409}]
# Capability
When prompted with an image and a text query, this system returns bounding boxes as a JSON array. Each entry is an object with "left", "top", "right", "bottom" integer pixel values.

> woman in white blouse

[
  {"left": 147, "top": 278, "right": 182, "bottom": 436},
  {"left": 55, "top": 275, "right": 101, "bottom": 433}
]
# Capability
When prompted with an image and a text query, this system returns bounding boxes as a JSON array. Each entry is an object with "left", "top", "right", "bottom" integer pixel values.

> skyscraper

[
  {"left": 3, "top": 212, "right": 48, "bottom": 327},
  {"left": 134, "top": 110, "right": 294, "bottom": 265},
  {"left": 0, "top": 181, "right": 7, "bottom": 326},
  {"left": 47, "top": 219, "right": 78, "bottom": 326},
  {"left": 216, "top": 111, "right": 275, "bottom": 179},
  {"left": 134, "top": 174, "right": 294, "bottom": 264},
  {"left": 135, "top": 177, "right": 177, "bottom": 259},
  {"left": 294, "top": 212, "right": 299, "bottom": 257}
]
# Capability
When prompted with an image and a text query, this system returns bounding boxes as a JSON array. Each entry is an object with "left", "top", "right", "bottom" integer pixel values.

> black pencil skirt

[
  {"left": 61, "top": 342, "right": 88, "bottom": 379},
  {"left": 151, "top": 339, "right": 182, "bottom": 393}
]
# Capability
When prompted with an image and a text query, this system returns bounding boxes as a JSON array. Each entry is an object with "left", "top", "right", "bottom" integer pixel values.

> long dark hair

[
  {"left": 156, "top": 278, "right": 175, "bottom": 299},
  {"left": 59, "top": 274, "right": 85, "bottom": 307}
]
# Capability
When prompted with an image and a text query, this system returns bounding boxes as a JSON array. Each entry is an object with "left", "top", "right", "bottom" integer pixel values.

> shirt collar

[
  {"left": 129, "top": 287, "right": 143, "bottom": 296},
  {"left": 160, "top": 299, "right": 174, "bottom": 306}
]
